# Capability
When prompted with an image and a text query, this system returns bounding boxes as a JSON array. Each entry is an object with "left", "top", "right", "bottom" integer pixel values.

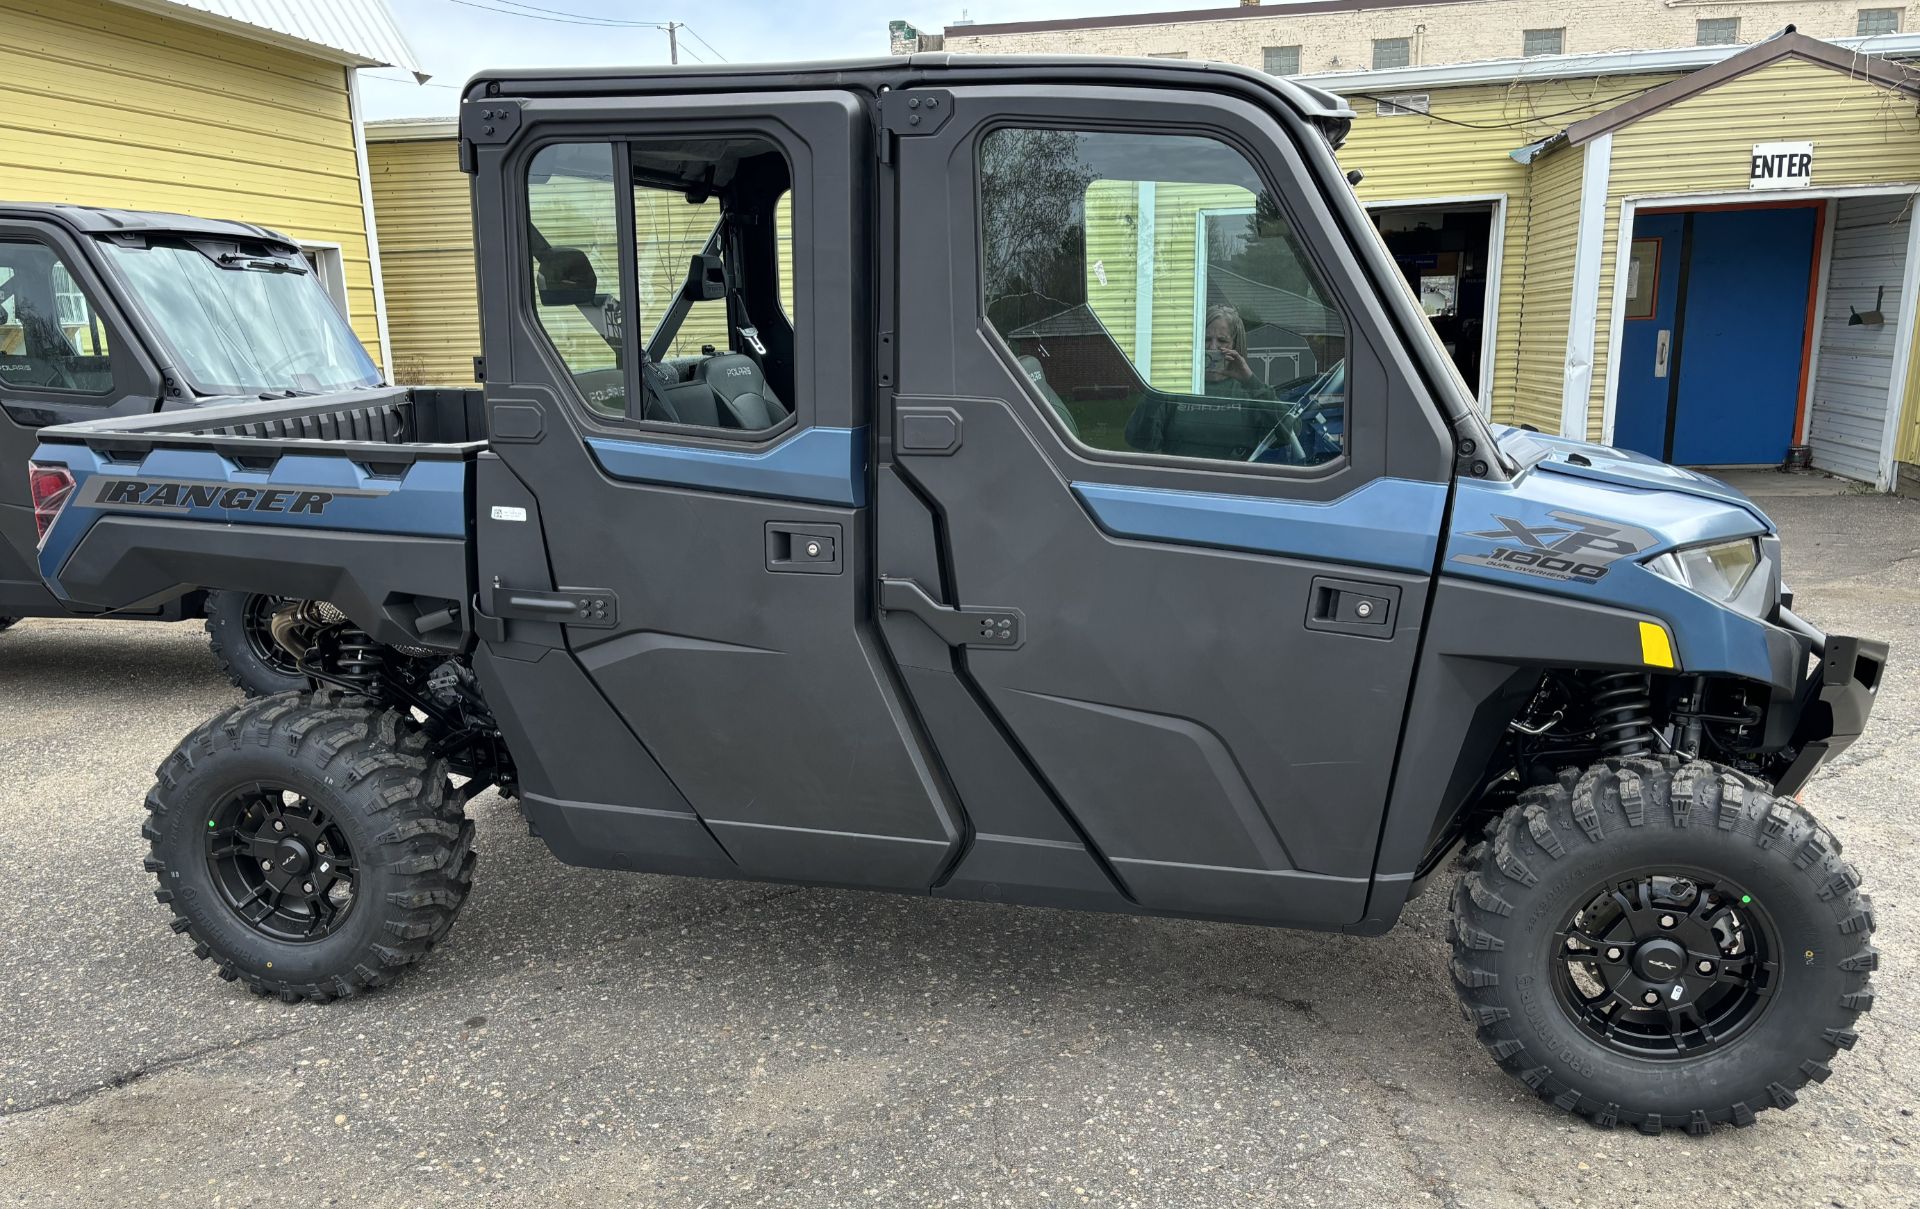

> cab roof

[
  {"left": 464, "top": 53, "right": 1355, "bottom": 145},
  {"left": 0, "top": 202, "right": 298, "bottom": 251}
]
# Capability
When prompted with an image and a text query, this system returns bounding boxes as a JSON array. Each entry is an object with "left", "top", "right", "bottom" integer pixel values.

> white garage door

[{"left": 1807, "top": 195, "right": 1912, "bottom": 486}]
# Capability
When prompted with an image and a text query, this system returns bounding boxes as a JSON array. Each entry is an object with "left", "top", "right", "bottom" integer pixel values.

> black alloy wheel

[
  {"left": 205, "top": 783, "right": 358, "bottom": 943},
  {"left": 1552, "top": 871, "right": 1774, "bottom": 1059}
]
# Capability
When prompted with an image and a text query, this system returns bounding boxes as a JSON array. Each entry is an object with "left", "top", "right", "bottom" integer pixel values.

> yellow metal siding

[
  {"left": 1506, "top": 145, "right": 1588, "bottom": 432},
  {"left": 366, "top": 138, "right": 476, "bottom": 385},
  {"left": 1590, "top": 58, "right": 1920, "bottom": 441},
  {"left": 1341, "top": 77, "right": 1675, "bottom": 421},
  {"left": 0, "top": 0, "right": 385, "bottom": 370}
]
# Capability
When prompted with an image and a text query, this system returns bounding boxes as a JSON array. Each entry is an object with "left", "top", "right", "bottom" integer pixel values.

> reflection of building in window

[{"left": 50, "top": 262, "right": 88, "bottom": 327}]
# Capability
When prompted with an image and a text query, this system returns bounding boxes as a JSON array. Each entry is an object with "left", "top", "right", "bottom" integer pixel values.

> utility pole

[{"left": 665, "top": 21, "right": 680, "bottom": 65}]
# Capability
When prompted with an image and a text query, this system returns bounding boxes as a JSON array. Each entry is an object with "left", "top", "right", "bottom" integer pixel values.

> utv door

[
  {"left": 0, "top": 223, "right": 162, "bottom": 617},
  {"left": 882, "top": 86, "right": 1458, "bottom": 925},
  {"left": 466, "top": 91, "right": 964, "bottom": 890}
]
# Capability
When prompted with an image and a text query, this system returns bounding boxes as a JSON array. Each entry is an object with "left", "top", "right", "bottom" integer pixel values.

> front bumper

[{"left": 1772, "top": 613, "right": 1889, "bottom": 796}]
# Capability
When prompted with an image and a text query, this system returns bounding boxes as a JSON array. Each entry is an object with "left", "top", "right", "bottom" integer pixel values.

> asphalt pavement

[{"left": 1, "top": 478, "right": 1916, "bottom": 1207}]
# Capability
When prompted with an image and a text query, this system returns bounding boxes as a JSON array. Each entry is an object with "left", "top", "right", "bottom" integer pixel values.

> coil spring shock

[
  {"left": 1590, "top": 671, "right": 1654, "bottom": 757},
  {"left": 331, "top": 627, "right": 385, "bottom": 692}
]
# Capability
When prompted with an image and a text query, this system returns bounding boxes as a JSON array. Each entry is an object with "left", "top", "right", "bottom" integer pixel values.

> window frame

[
  {"left": 972, "top": 116, "right": 1366, "bottom": 482},
  {"left": 1263, "top": 45, "right": 1301, "bottom": 75},
  {"left": 1372, "top": 37, "right": 1411, "bottom": 69},
  {"left": 0, "top": 233, "right": 137, "bottom": 401},
  {"left": 517, "top": 131, "right": 803, "bottom": 444},
  {"left": 1522, "top": 27, "right": 1564, "bottom": 57}
]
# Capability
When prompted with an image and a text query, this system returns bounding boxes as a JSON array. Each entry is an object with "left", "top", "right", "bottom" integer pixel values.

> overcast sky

[{"left": 359, "top": 0, "right": 1137, "bottom": 119}]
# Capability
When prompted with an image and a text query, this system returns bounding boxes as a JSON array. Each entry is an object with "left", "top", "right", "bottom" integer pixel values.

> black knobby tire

[
  {"left": 143, "top": 689, "right": 476, "bottom": 1003},
  {"left": 1451, "top": 754, "right": 1876, "bottom": 1134},
  {"left": 204, "top": 591, "right": 311, "bottom": 698}
]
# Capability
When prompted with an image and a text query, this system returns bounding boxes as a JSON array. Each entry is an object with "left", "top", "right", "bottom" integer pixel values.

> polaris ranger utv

[
  {"left": 0, "top": 202, "right": 464, "bottom": 694},
  {"left": 30, "top": 57, "right": 1886, "bottom": 1134}
]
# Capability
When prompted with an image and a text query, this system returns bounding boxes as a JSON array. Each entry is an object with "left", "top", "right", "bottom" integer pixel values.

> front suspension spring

[
  {"left": 332, "top": 628, "right": 385, "bottom": 691},
  {"left": 1591, "top": 671, "right": 1654, "bottom": 757}
]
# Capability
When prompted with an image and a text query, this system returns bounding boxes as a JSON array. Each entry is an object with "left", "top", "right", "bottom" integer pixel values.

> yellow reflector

[{"left": 1639, "top": 621, "right": 1675, "bottom": 669}]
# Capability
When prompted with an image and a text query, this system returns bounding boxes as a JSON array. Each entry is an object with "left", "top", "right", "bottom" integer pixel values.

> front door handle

[{"left": 1304, "top": 575, "right": 1400, "bottom": 639}]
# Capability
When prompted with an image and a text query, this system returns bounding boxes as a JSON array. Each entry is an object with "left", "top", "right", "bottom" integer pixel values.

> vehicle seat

[
  {"left": 1017, "top": 355, "right": 1079, "bottom": 438},
  {"left": 696, "top": 353, "right": 789, "bottom": 430}
]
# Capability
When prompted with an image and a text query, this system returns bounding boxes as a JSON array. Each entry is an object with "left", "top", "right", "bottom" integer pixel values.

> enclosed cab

[{"left": 29, "top": 57, "right": 1885, "bottom": 1135}]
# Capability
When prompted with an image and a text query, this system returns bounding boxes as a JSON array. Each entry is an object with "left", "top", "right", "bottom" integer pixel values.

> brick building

[{"left": 891, "top": 1, "right": 1916, "bottom": 74}]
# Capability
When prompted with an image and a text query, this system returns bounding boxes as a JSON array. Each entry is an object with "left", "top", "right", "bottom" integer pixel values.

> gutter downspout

[{"left": 347, "top": 67, "right": 396, "bottom": 382}]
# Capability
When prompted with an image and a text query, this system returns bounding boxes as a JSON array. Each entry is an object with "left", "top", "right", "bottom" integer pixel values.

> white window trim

[
  {"left": 1564, "top": 133, "right": 1613, "bottom": 439},
  {"left": 299, "top": 242, "right": 351, "bottom": 316},
  {"left": 1598, "top": 181, "right": 1920, "bottom": 491}
]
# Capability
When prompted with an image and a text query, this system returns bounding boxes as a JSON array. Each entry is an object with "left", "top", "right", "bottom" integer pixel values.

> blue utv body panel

[
  {"left": 586, "top": 425, "right": 868, "bottom": 507},
  {"left": 1448, "top": 431, "right": 1787, "bottom": 684},
  {"left": 34, "top": 442, "right": 469, "bottom": 601},
  {"left": 1071, "top": 476, "right": 1447, "bottom": 574}
]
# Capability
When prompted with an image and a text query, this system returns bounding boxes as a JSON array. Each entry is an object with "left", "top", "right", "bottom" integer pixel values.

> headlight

[{"left": 1646, "top": 537, "right": 1761, "bottom": 604}]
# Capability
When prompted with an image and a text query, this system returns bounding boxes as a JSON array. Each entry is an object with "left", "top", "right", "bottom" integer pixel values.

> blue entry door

[
  {"left": 1613, "top": 206, "right": 1818, "bottom": 465},
  {"left": 1613, "top": 212, "right": 1685, "bottom": 458}
]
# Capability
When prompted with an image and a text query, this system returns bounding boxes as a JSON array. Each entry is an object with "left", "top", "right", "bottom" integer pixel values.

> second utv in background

[{"left": 0, "top": 201, "right": 473, "bottom": 694}]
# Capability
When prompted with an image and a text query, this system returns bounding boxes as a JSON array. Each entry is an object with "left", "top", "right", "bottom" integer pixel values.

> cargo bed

[{"left": 32, "top": 388, "right": 487, "bottom": 651}]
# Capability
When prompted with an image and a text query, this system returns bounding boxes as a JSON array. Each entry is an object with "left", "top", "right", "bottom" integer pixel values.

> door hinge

[
  {"left": 879, "top": 90, "right": 954, "bottom": 140},
  {"left": 880, "top": 577, "right": 1022, "bottom": 649}
]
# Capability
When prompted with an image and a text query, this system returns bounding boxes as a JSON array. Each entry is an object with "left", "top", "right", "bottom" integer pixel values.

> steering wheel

[{"left": 1248, "top": 362, "right": 1343, "bottom": 464}]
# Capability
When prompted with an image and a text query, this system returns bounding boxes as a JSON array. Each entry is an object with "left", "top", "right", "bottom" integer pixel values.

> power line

[
  {"left": 440, "top": 0, "right": 666, "bottom": 28},
  {"left": 681, "top": 25, "right": 728, "bottom": 61},
  {"left": 1348, "top": 83, "right": 1664, "bottom": 131},
  {"left": 363, "top": 70, "right": 459, "bottom": 89}
]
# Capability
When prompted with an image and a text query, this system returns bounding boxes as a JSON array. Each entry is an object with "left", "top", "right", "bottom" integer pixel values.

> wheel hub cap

[
  {"left": 272, "top": 838, "right": 312, "bottom": 878},
  {"left": 1634, "top": 938, "right": 1687, "bottom": 984}
]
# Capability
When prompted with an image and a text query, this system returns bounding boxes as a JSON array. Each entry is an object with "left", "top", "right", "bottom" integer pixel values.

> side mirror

[
  {"left": 535, "top": 246, "right": 598, "bottom": 306},
  {"left": 683, "top": 253, "right": 727, "bottom": 302}
]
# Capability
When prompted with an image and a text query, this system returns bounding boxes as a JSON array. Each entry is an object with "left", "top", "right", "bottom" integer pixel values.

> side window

[
  {"left": 527, "top": 142, "right": 627, "bottom": 416},
  {"left": 0, "top": 239, "right": 116, "bottom": 395},
  {"left": 527, "top": 137, "right": 798, "bottom": 432},
  {"left": 980, "top": 127, "right": 1348, "bottom": 468}
]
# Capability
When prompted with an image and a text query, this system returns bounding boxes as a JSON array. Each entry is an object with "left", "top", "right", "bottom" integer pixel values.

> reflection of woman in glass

[
  {"left": 1201, "top": 304, "right": 1273, "bottom": 399},
  {"left": 1126, "top": 302, "right": 1284, "bottom": 460}
]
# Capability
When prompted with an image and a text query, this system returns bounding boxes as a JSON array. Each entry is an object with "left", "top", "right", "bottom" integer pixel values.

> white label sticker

[{"left": 490, "top": 505, "right": 528, "bottom": 523}]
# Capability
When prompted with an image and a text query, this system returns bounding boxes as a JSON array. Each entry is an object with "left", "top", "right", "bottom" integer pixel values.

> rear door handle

[{"left": 1304, "top": 575, "right": 1400, "bottom": 639}]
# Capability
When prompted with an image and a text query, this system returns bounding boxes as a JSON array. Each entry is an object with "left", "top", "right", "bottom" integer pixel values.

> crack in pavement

[{"left": 1, "top": 1021, "right": 318, "bottom": 1120}]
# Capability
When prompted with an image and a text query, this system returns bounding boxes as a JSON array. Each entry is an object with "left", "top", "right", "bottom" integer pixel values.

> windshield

[{"left": 101, "top": 240, "right": 380, "bottom": 395}]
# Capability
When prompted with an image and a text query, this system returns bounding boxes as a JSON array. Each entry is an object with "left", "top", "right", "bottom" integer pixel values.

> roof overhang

[
  {"left": 105, "top": 0, "right": 428, "bottom": 81},
  {"left": 365, "top": 118, "right": 459, "bottom": 142},
  {"left": 1301, "top": 29, "right": 1920, "bottom": 94}
]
